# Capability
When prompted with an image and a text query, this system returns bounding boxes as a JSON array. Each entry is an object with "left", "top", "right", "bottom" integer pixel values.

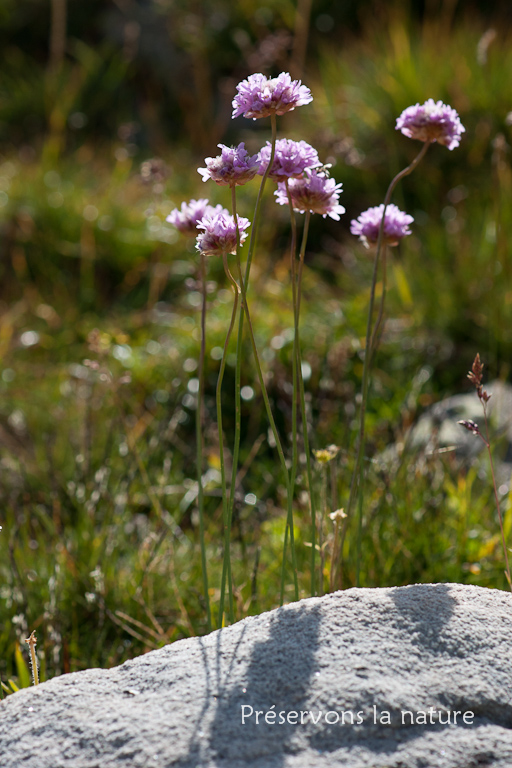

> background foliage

[{"left": 1, "top": 0, "right": 512, "bottom": 689}]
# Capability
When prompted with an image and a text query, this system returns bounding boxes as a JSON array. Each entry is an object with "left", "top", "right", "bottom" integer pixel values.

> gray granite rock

[{"left": 1, "top": 583, "right": 512, "bottom": 767}]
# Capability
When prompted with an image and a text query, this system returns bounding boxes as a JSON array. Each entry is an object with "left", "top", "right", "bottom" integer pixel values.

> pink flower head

[
  {"left": 350, "top": 204, "right": 414, "bottom": 247},
  {"left": 257, "top": 139, "right": 320, "bottom": 182},
  {"left": 396, "top": 99, "right": 465, "bottom": 150},
  {"left": 198, "top": 143, "right": 259, "bottom": 187},
  {"left": 166, "top": 199, "right": 228, "bottom": 236},
  {"left": 196, "top": 212, "right": 251, "bottom": 257},
  {"left": 232, "top": 72, "right": 313, "bottom": 120},
  {"left": 274, "top": 168, "right": 345, "bottom": 220}
]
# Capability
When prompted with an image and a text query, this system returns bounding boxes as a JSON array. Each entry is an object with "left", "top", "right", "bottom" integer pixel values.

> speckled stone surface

[{"left": 1, "top": 584, "right": 512, "bottom": 767}]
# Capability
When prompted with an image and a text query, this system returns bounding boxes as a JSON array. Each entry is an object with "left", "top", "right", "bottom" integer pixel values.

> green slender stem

[
  {"left": 217, "top": 251, "right": 240, "bottom": 627},
  {"left": 196, "top": 251, "right": 211, "bottom": 631},
  {"left": 319, "top": 464, "right": 328, "bottom": 595},
  {"left": 280, "top": 180, "right": 299, "bottom": 604},
  {"left": 328, "top": 455, "right": 340, "bottom": 593},
  {"left": 369, "top": 244, "right": 387, "bottom": 366},
  {"left": 221, "top": 115, "right": 279, "bottom": 611},
  {"left": 295, "top": 212, "right": 316, "bottom": 596},
  {"left": 347, "top": 141, "right": 431, "bottom": 589},
  {"left": 233, "top": 253, "right": 293, "bottom": 595}
]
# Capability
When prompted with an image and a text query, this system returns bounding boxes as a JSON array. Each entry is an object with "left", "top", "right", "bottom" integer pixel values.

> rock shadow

[{"left": 205, "top": 602, "right": 322, "bottom": 766}]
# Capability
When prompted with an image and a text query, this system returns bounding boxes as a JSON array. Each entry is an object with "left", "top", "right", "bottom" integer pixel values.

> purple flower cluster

[
  {"left": 275, "top": 168, "right": 345, "bottom": 220},
  {"left": 396, "top": 99, "right": 465, "bottom": 150},
  {"left": 350, "top": 204, "right": 414, "bottom": 247},
  {"left": 232, "top": 72, "right": 313, "bottom": 120},
  {"left": 257, "top": 139, "right": 320, "bottom": 181},
  {"left": 198, "top": 143, "right": 259, "bottom": 187},
  {"left": 166, "top": 199, "right": 228, "bottom": 236},
  {"left": 196, "top": 212, "right": 251, "bottom": 257}
]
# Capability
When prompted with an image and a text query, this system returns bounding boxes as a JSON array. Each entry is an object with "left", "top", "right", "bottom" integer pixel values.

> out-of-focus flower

[
  {"left": 329, "top": 508, "right": 347, "bottom": 523},
  {"left": 232, "top": 72, "right": 313, "bottom": 120},
  {"left": 275, "top": 168, "right": 345, "bottom": 220},
  {"left": 396, "top": 99, "right": 465, "bottom": 150},
  {"left": 166, "top": 200, "right": 228, "bottom": 236},
  {"left": 198, "top": 143, "right": 259, "bottom": 187},
  {"left": 196, "top": 212, "right": 251, "bottom": 256},
  {"left": 350, "top": 204, "right": 414, "bottom": 247},
  {"left": 313, "top": 445, "right": 340, "bottom": 464},
  {"left": 140, "top": 157, "right": 169, "bottom": 185},
  {"left": 257, "top": 139, "right": 320, "bottom": 181}
]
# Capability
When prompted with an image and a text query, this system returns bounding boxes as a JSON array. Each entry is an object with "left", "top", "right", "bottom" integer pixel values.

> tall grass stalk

[{"left": 460, "top": 354, "right": 512, "bottom": 592}]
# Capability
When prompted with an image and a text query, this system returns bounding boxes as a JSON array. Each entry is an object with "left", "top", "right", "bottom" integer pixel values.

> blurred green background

[{"left": 1, "top": 0, "right": 512, "bottom": 688}]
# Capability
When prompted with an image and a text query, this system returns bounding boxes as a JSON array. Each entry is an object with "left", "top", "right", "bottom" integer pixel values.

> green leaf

[{"left": 15, "top": 642, "right": 31, "bottom": 689}]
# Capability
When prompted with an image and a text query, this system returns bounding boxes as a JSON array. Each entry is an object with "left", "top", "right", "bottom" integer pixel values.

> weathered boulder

[{"left": 1, "top": 583, "right": 512, "bottom": 767}]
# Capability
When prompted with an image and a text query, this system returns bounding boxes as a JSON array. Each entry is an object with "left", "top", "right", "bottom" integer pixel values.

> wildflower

[
  {"left": 166, "top": 199, "right": 228, "bottom": 236},
  {"left": 329, "top": 508, "right": 347, "bottom": 523},
  {"left": 196, "top": 212, "right": 251, "bottom": 257},
  {"left": 232, "top": 72, "right": 313, "bottom": 120},
  {"left": 350, "top": 204, "right": 414, "bottom": 247},
  {"left": 313, "top": 445, "right": 340, "bottom": 464},
  {"left": 257, "top": 138, "right": 320, "bottom": 181},
  {"left": 396, "top": 99, "right": 465, "bottom": 150},
  {"left": 198, "top": 143, "right": 259, "bottom": 187},
  {"left": 274, "top": 168, "right": 345, "bottom": 220}
]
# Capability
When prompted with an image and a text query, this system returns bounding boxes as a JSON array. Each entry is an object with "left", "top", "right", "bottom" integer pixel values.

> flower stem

[
  {"left": 220, "top": 116, "right": 279, "bottom": 614},
  {"left": 346, "top": 141, "right": 431, "bottom": 589},
  {"left": 217, "top": 251, "right": 240, "bottom": 627},
  {"left": 280, "top": 180, "right": 299, "bottom": 604},
  {"left": 369, "top": 244, "right": 387, "bottom": 366},
  {"left": 233, "top": 251, "right": 294, "bottom": 599},
  {"left": 295, "top": 212, "right": 316, "bottom": 596},
  {"left": 196, "top": 251, "right": 211, "bottom": 632}
]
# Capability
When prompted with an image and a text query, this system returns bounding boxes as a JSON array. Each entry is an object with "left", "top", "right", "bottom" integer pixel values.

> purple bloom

[
  {"left": 396, "top": 99, "right": 465, "bottom": 150},
  {"left": 274, "top": 169, "right": 345, "bottom": 220},
  {"left": 196, "top": 212, "right": 251, "bottom": 257},
  {"left": 232, "top": 72, "right": 313, "bottom": 120},
  {"left": 198, "top": 143, "right": 259, "bottom": 187},
  {"left": 350, "top": 204, "right": 414, "bottom": 247},
  {"left": 257, "top": 139, "right": 320, "bottom": 181},
  {"left": 166, "top": 199, "right": 228, "bottom": 236}
]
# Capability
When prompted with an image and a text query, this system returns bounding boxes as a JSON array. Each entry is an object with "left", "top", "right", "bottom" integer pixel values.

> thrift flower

[
  {"left": 350, "top": 204, "right": 414, "bottom": 247},
  {"left": 257, "top": 139, "right": 320, "bottom": 181},
  {"left": 196, "top": 212, "right": 251, "bottom": 257},
  {"left": 232, "top": 72, "right": 313, "bottom": 120},
  {"left": 198, "top": 143, "right": 259, "bottom": 187},
  {"left": 275, "top": 168, "right": 345, "bottom": 220},
  {"left": 396, "top": 99, "right": 465, "bottom": 150},
  {"left": 166, "top": 199, "right": 228, "bottom": 236}
]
